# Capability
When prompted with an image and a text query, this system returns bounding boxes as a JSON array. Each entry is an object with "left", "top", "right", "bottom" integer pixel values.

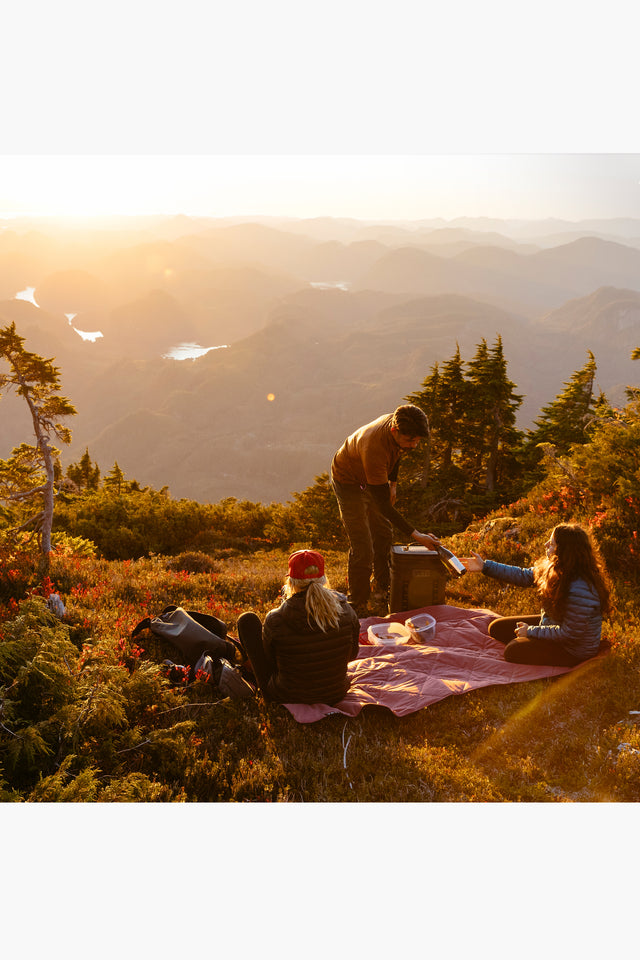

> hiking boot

[
  {"left": 370, "top": 581, "right": 389, "bottom": 600},
  {"left": 368, "top": 600, "right": 389, "bottom": 618}
]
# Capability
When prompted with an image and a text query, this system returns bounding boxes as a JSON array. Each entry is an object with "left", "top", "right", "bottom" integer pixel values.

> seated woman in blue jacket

[
  {"left": 462, "top": 523, "right": 612, "bottom": 666},
  {"left": 237, "top": 549, "right": 360, "bottom": 704}
]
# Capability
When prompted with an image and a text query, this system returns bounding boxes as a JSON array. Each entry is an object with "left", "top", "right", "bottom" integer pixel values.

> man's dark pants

[{"left": 331, "top": 479, "right": 393, "bottom": 610}]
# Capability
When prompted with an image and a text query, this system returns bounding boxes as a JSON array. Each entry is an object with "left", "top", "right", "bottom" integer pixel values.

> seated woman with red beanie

[{"left": 237, "top": 550, "right": 360, "bottom": 704}]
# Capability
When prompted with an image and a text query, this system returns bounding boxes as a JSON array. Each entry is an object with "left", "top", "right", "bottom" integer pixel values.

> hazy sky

[
  {"left": 2, "top": 1, "right": 638, "bottom": 224},
  {"left": 1, "top": 153, "right": 639, "bottom": 222}
]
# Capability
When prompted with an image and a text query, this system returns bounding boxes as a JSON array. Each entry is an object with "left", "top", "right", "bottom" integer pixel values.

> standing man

[{"left": 331, "top": 404, "right": 440, "bottom": 616}]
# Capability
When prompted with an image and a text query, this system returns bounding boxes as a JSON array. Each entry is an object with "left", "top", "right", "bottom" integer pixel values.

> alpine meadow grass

[
  {"left": 1, "top": 533, "right": 639, "bottom": 803},
  {"left": 2, "top": 396, "right": 640, "bottom": 802}
]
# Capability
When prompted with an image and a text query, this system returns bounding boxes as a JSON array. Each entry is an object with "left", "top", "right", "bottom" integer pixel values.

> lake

[{"left": 13, "top": 287, "right": 226, "bottom": 358}]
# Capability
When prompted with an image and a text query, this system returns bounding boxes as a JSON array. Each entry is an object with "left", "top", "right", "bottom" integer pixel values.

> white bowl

[{"left": 367, "top": 622, "right": 412, "bottom": 645}]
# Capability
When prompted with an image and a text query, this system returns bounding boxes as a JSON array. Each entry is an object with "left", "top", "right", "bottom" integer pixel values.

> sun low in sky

[{"left": 1, "top": 154, "right": 640, "bottom": 223}]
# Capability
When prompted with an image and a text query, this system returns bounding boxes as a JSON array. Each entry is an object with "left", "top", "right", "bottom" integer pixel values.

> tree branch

[
  {"left": 427, "top": 497, "right": 465, "bottom": 519},
  {"left": 5, "top": 486, "right": 48, "bottom": 501},
  {"left": 13, "top": 512, "right": 44, "bottom": 531}
]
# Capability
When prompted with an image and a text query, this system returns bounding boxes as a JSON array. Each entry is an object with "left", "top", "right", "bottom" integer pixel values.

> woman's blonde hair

[{"left": 283, "top": 574, "right": 343, "bottom": 632}]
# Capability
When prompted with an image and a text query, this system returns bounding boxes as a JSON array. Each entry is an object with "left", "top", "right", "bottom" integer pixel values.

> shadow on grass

[
  {"left": 263, "top": 703, "right": 503, "bottom": 802},
  {"left": 253, "top": 642, "right": 640, "bottom": 803}
]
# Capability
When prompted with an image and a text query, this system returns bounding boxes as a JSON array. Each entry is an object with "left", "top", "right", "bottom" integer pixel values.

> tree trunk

[
  {"left": 39, "top": 437, "right": 55, "bottom": 555},
  {"left": 26, "top": 390, "right": 54, "bottom": 558}
]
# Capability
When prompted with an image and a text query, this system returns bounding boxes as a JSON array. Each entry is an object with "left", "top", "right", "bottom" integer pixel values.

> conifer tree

[
  {"left": 104, "top": 462, "right": 126, "bottom": 496},
  {"left": 526, "top": 351, "right": 598, "bottom": 454},
  {"left": 406, "top": 344, "right": 468, "bottom": 482},
  {"left": 66, "top": 448, "right": 101, "bottom": 491},
  {"left": 628, "top": 348, "right": 640, "bottom": 402},
  {"left": 433, "top": 344, "right": 468, "bottom": 470},
  {"left": 403, "top": 336, "right": 524, "bottom": 514},
  {"left": 464, "top": 336, "right": 523, "bottom": 490},
  {"left": 463, "top": 338, "right": 491, "bottom": 478},
  {"left": 0, "top": 322, "right": 76, "bottom": 558},
  {"left": 484, "top": 336, "right": 524, "bottom": 491},
  {"left": 405, "top": 362, "right": 439, "bottom": 485}
]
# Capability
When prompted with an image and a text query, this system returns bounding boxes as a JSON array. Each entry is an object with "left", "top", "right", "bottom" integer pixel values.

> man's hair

[{"left": 392, "top": 404, "right": 429, "bottom": 438}]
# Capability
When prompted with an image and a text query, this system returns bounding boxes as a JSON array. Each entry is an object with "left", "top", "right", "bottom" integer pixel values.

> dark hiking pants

[
  {"left": 331, "top": 478, "right": 393, "bottom": 610},
  {"left": 237, "top": 611, "right": 274, "bottom": 699},
  {"left": 488, "top": 614, "right": 584, "bottom": 667}
]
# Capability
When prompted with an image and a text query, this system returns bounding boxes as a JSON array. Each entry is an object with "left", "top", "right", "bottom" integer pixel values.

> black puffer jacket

[{"left": 262, "top": 589, "right": 360, "bottom": 704}]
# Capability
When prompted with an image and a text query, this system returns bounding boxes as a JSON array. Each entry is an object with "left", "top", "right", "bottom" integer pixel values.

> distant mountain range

[{"left": 1, "top": 214, "right": 640, "bottom": 503}]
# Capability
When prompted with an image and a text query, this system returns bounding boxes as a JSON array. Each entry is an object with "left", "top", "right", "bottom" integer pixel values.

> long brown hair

[{"left": 533, "top": 523, "right": 612, "bottom": 619}]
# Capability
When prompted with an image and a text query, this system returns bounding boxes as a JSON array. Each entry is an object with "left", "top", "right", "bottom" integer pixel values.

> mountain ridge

[{"left": 2, "top": 216, "right": 640, "bottom": 503}]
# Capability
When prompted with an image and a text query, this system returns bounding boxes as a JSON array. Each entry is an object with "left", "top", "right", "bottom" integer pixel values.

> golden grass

[{"left": 2, "top": 547, "right": 638, "bottom": 802}]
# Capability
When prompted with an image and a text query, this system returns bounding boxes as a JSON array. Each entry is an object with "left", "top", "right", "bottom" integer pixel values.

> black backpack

[{"left": 131, "top": 605, "right": 254, "bottom": 698}]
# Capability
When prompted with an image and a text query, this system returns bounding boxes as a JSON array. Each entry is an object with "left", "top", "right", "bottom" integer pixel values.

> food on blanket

[
  {"left": 367, "top": 622, "right": 412, "bottom": 645},
  {"left": 405, "top": 613, "right": 436, "bottom": 643}
]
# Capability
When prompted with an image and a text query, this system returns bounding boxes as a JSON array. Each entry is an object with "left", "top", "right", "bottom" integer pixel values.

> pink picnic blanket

[{"left": 283, "top": 604, "right": 576, "bottom": 723}]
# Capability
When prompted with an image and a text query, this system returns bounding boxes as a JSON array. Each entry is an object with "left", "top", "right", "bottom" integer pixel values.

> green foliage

[
  {"left": 52, "top": 468, "right": 347, "bottom": 561},
  {"left": 28, "top": 758, "right": 102, "bottom": 802},
  {"left": 0, "top": 323, "right": 76, "bottom": 431},
  {"left": 0, "top": 533, "right": 41, "bottom": 606},
  {"left": 165, "top": 551, "right": 219, "bottom": 574},
  {"left": 54, "top": 486, "right": 216, "bottom": 559},
  {"left": 465, "top": 336, "right": 523, "bottom": 491},
  {"left": 103, "top": 461, "right": 127, "bottom": 496},
  {"left": 522, "top": 352, "right": 601, "bottom": 486},
  {"left": 51, "top": 532, "right": 97, "bottom": 558},
  {"left": 0, "top": 442, "right": 47, "bottom": 500},
  {"left": 280, "top": 472, "right": 346, "bottom": 548},
  {"left": 406, "top": 345, "right": 468, "bottom": 473},
  {"left": 0, "top": 594, "right": 259, "bottom": 799}
]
